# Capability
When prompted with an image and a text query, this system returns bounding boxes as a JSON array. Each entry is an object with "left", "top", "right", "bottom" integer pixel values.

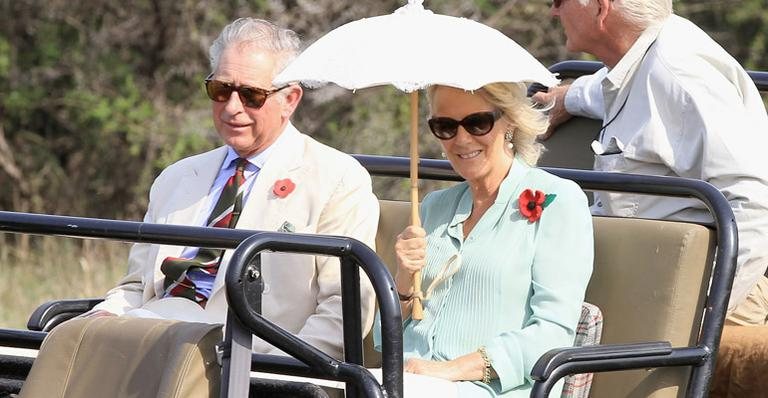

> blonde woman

[{"left": 378, "top": 82, "right": 594, "bottom": 397}]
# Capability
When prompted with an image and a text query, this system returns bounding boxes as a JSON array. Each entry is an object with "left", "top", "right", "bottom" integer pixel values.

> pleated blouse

[{"left": 389, "top": 158, "right": 594, "bottom": 397}]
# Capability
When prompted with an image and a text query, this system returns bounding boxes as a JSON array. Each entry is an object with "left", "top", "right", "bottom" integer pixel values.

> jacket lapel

[
  {"left": 209, "top": 125, "right": 307, "bottom": 302},
  {"left": 238, "top": 124, "right": 306, "bottom": 231},
  {"left": 152, "top": 146, "right": 228, "bottom": 298},
  {"left": 166, "top": 146, "right": 229, "bottom": 226}
]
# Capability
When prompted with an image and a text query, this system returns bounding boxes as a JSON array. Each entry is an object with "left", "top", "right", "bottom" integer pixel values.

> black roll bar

[
  {"left": 0, "top": 211, "right": 403, "bottom": 398},
  {"left": 0, "top": 154, "right": 738, "bottom": 398},
  {"left": 223, "top": 233, "right": 403, "bottom": 398},
  {"left": 352, "top": 154, "right": 738, "bottom": 398}
]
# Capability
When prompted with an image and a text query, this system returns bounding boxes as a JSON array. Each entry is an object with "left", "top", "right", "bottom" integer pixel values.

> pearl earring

[
  {"left": 441, "top": 152, "right": 447, "bottom": 158},
  {"left": 504, "top": 130, "right": 514, "bottom": 150}
]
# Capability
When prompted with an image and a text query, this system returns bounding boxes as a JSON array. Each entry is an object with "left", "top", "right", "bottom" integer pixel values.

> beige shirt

[{"left": 565, "top": 15, "right": 768, "bottom": 311}]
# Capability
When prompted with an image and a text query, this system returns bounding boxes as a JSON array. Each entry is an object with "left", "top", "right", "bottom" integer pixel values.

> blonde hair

[{"left": 426, "top": 83, "right": 549, "bottom": 166}]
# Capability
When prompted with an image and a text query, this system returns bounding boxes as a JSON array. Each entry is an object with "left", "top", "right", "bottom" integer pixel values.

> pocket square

[{"left": 277, "top": 221, "right": 296, "bottom": 233}]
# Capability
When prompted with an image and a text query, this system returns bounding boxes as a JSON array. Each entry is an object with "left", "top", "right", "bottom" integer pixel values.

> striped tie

[{"left": 161, "top": 158, "right": 247, "bottom": 307}]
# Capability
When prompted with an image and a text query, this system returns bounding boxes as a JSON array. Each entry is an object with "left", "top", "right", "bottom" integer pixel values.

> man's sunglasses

[
  {"left": 427, "top": 110, "right": 502, "bottom": 140},
  {"left": 204, "top": 73, "right": 290, "bottom": 109}
]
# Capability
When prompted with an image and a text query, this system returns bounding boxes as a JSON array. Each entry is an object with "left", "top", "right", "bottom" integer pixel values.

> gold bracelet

[{"left": 478, "top": 346, "right": 492, "bottom": 384}]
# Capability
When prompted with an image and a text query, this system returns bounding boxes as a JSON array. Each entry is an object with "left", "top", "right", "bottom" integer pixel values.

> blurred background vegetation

[{"left": 0, "top": 0, "right": 766, "bottom": 326}]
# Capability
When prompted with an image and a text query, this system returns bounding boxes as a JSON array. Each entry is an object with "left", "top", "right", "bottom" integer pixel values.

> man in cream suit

[{"left": 86, "top": 18, "right": 379, "bottom": 359}]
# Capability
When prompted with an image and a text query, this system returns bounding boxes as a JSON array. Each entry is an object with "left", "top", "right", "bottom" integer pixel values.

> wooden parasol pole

[{"left": 409, "top": 91, "right": 424, "bottom": 320}]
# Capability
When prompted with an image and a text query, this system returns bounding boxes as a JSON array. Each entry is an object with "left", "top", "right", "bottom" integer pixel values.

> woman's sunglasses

[
  {"left": 427, "top": 110, "right": 502, "bottom": 140},
  {"left": 204, "top": 73, "right": 289, "bottom": 109}
]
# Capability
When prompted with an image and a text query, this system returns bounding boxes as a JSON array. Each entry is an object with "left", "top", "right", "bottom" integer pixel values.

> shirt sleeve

[
  {"left": 564, "top": 68, "right": 608, "bottom": 119},
  {"left": 484, "top": 180, "right": 594, "bottom": 392}
]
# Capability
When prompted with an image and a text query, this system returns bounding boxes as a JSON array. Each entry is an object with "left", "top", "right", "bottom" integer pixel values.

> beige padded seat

[
  {"left": 19, "top": 317, "right": 222, "bottom": 398},
  {"left": 587, "top": 217, "right": 714, "bottom": 398},
  {"left": 374, "top": 200, "right": 412, "bottom": 290},
  {"left": 367, "top": 200, "right": 716, "bottom": 398},
  {"left": 364, "top": 200, "right": 411, "bottom": 368},
  {"left": 537, "top": 117, "right": 602, "bottom": 170}
]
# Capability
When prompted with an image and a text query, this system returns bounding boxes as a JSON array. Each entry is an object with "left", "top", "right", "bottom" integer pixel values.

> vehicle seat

[
  {"left": 537, "top": 116, "right": 601, "bottom": 171},
  {"left": 18, "top": 317, "right": 222, "bottom": 398}
]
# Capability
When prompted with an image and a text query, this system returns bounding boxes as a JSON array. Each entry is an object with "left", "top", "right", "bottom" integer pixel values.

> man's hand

[{"left": 531, "top": 83, "right": 573, "bottom": 140}]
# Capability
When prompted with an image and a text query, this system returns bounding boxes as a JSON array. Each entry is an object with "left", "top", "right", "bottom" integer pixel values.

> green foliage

[
  {"left": 0, "top": 37, "right": 9, "bottom": 78},
  {"left": 0, "top": 0, "right": 764, "bottom": 220}
]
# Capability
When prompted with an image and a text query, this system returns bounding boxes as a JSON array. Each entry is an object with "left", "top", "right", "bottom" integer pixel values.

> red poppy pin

[
  {"left": 519, "top": 189, "right": 556, "bottom": 223},
  {"left": 273, "top": 178, "right": 295, "bottom": 198}
]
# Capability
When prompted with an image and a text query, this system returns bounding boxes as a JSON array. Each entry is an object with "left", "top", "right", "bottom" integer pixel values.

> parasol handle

[{"left": 409, "top": 91, "right": 424, "bottom": 320}]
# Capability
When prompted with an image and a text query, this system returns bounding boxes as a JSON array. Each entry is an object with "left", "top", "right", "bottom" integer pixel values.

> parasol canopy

[{"left": 274, "top": 0, "right": 558, "bottom": 91}]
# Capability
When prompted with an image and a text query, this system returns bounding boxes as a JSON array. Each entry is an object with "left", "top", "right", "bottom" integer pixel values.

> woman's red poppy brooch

[
  {"left": 273, "top": 178, "right": 295, "bottom": 198},
  {"left": 518, "top": 189, "right": 556, "bottom": 223}
]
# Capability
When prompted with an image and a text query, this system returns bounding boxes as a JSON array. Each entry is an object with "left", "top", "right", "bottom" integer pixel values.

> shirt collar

[{"left": 604, "top": 18, "right": 666, "bottom": 91}]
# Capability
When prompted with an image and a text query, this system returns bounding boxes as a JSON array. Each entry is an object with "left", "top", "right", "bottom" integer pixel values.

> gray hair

[
  {"left": 209, "top": 18, "right": 300, "bottom": 74},
  {"left": 577, "top": 0, "right": 672, "bottom": 30},
  {"left": 426, "top": 83, "right": 549, "bottom": 167}
]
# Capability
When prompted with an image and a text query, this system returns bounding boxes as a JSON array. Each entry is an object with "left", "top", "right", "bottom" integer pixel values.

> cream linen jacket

[{"left": 93, "top": 123, "right": 379, "bottom": 359}]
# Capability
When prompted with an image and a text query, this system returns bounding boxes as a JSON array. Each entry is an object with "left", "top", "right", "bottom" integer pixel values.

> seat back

[
  {"left": 373, "top": 200, "right": 412, "bottom": 285},
  {"left": 363, "top": 200, "right": 412, "bottom": 368},
  {"left": 367, "top": 200, "right": 716, "bottom": 398},
  {"left": 19, "top": 317, "right": 222, "bottom": 398},
  {"left": 586, "top": 217, "right": 714, "bottom": 398},
  {"left": 537, "top": 117, "right": 602, "bottom": 170}
]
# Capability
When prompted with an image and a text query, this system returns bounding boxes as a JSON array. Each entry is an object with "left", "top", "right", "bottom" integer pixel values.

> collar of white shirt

[{"left": 601, "top": 18, "right": 666, "bottom": 112}]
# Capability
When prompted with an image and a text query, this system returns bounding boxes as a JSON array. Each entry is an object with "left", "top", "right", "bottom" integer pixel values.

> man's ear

[
  {"left": 281, "top": 85, "right": 303, "bottom": 118},
  {"left": 596, "top": 0, "right": 613, "bottom": 31}
]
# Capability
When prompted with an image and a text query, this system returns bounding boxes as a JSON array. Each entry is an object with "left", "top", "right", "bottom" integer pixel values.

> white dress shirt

[{"left": 565, "top": 14, "right": 768, "bottom": 311}]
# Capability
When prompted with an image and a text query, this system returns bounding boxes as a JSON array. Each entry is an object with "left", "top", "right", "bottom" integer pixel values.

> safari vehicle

[{"left": 0, "top": 61, "right": 762, "bottom": 397}]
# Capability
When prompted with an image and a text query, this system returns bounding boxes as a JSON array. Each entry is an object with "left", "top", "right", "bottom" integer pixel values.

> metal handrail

[
  {"left": 0, "top": 211, "right": 402, "bottom": 398},
  {"left": 224, "top": 233, "right": 403, "bottom": 398},
  {"left": 0, "top": 154, "right": 739, "bottom": 397},
  {"left": 352, "top": 154, "right": 738, "bottom": 398}
]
